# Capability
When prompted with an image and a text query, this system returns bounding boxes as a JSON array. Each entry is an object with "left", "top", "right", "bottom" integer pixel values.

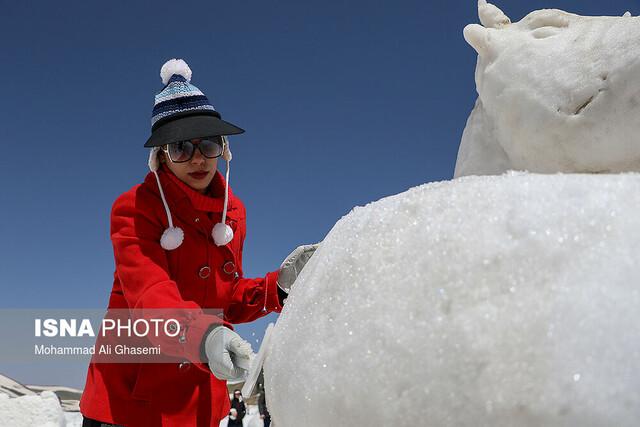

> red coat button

[
  {"left": 223, "top": 262, "right": 235, "bottom": 274},
  {"left": 199, "top": 266, "right": 211, "bottom": 278}
]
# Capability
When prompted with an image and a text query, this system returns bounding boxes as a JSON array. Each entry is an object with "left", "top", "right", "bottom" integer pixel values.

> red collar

[{"left": 160, "top": 164, "right": 233, "bottom": 213}]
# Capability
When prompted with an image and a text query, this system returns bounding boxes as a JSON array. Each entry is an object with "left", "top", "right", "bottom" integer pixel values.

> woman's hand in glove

[
  {"left": 203, "top": 326, "right": 253, "bottom": 380},
  {"left": 277, "top": 243, "right": 319, "bottom": 293}
]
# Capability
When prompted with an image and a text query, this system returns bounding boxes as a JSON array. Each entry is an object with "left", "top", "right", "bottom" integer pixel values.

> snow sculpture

[
  {"left": 265, "top": 173, "right": 640, "bottom": 426},
  {"left": 263, "top": 2, "right": 640, "bottom": 426},
  {"left": 455, "top": 1, "right": 640, "bottom": 177}
]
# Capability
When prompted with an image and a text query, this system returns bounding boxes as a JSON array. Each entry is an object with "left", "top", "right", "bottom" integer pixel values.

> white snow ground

[
  {"left": 0, "top": 386, "right": 260, "bottom": 427},
  {"left": 0, "top": 369, "right": 259, "bottom": 427},
  {"left": 0, "top": 374, "right": 82, "bottom": 427},
  {"left": 0, "top": 391, "right": 82, "bottom": 427}
]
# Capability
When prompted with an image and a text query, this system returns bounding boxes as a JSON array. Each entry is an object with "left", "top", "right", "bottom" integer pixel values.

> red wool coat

[{"left": 80, "top": 167, "right": 282, "bottom": 426}]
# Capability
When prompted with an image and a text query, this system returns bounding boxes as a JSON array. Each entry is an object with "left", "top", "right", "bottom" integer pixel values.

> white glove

[
  {"left": 277, "top": 243, "right": 319, "bottom": 293},
  {"left": 204, "top": 326, "right": 253, "bottom": 380}
]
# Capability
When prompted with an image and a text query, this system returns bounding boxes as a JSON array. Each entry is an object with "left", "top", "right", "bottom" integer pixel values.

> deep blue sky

[{"left": 1, "top": 0, "right": 637, "bottom": 389}]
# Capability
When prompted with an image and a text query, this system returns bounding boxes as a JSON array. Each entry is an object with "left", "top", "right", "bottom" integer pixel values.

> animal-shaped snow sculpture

[
  {"left": 455, "top": 0, "right": 640, "bottom": 177},
  {"left": 261, "top": 4, "right": 640, "bottom": 427}
]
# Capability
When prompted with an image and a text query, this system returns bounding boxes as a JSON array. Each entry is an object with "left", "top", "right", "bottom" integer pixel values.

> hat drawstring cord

[{"left": 154, "top": 170, "right": 185, "bottom": 250}]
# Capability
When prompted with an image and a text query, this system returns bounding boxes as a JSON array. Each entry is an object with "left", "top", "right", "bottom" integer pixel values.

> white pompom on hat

[{"left": 160, "top": 59, "right": 192, "bottom": 85}]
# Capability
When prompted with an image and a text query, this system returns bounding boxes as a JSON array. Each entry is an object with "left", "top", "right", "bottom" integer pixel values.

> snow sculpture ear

[
  {"left": 478, "top": 0, "right": 511, "bottom": 28},
  {"left": 623, "top": 11, "right": 631, "bottom": 17},
  {"left": 464, "top": 24, "right": 493, "bottom": 58},
  {"left": 465, "top": 1, "right": 508, "bottom": 58}
]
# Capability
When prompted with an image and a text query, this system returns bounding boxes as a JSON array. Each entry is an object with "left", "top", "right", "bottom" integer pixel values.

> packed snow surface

[
  {"left": 265, "top": 172, "right": 640, "bottom": 426},
  {"left": 0, "top": 391, "right": 68, "bottom": 427},
  {"left": 455, "top": 2, "right": 640, "bottom": 177}
]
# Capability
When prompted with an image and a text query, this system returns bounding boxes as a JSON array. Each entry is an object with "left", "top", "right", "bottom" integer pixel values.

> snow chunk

[
  {"left": 265, "top": 172, "right": 640, "bottom": 426},
  {"left": 456, "top": 3, "right": 640, "bottom": 176},
  {"left": 0, "top": 391, "right": 66, "bottom": 427}
]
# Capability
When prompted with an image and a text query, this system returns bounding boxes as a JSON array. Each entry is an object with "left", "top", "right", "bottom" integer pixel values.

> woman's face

[{"left": 159, "top": 138, "right": 218, "bottom": 195}]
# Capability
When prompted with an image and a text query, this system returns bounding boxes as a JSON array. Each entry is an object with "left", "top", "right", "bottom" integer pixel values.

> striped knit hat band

[
  {"left": 144, "top": 59, "right": 244, "bottom": 148},
  {"left": 151, "top": 60, "right": 217, "bottom": 131}
]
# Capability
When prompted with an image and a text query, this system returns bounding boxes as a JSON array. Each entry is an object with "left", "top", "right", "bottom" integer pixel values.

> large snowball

[
  {"left": 265, "top": 173, "right": 640, "bottom": 426},
  {"left": 455, "top": 3, "right": 640, "bottom": 177}
]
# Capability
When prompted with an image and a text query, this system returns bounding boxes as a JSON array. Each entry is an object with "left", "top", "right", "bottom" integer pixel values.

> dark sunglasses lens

[
  {"left": 199, "top": 138, "right": 224, "bottom": 158},
  {"left": 168, "top": 140, "right": 194, "bottom": 162}
]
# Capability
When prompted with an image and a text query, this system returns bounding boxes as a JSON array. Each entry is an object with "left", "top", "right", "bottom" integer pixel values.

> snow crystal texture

[
  {"left": 455, "top": 3, "right": 640, "bottom": 177},
  {"left": 265, "top": 172, "right": 640, "bottom": 427}
]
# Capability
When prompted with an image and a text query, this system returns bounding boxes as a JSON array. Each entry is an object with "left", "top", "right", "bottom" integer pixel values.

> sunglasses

[{"left": 162, "top": 136, "right": 225, "bottom": 163}]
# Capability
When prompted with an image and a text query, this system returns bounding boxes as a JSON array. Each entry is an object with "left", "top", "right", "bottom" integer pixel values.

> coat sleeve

[
  {"left": 258, "top": 393, "right": 268, "bottom": 415},
  {"left": 224, "top": 271, "right": 282, "bottom": 323},
  {"left": 224, "top": 200, "right": 283, "bottom": 324},
  {"left": 110, "top": 187, "right": 223, "bottom": 366}
]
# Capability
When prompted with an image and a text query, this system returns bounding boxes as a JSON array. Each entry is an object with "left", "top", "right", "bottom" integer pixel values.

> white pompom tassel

[
  {"left": 212, "top": 144, "right": 234, "bottom": 247},
  {"left": 212, "top": 223, "right": 233, "bottom": 246},
  {"left": 153, "top": 170, "right": 184, "bottom": 250},
  {"left": 160, "top": 59, "right": 192, "bottom": 85},
  {"left": 161, "top": 227, "right": 184, "bottom": 250}
]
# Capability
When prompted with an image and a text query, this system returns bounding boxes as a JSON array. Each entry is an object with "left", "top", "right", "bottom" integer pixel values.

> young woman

[{"left": 79, "top": 59, "right": 317, "bottom": 426}]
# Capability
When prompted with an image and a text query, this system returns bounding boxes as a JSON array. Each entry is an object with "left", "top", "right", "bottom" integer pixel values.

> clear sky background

[{"left": 1, "top": 0, "right": 638, "bottom": 389}]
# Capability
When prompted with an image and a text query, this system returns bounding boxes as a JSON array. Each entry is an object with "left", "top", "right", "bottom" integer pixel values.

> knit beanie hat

[
  {"left": 144, "top": 59, "right": 244, "bottom": 147},
  {"left": 146, "top": 59, "right": 242, "bottom": 249}
]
